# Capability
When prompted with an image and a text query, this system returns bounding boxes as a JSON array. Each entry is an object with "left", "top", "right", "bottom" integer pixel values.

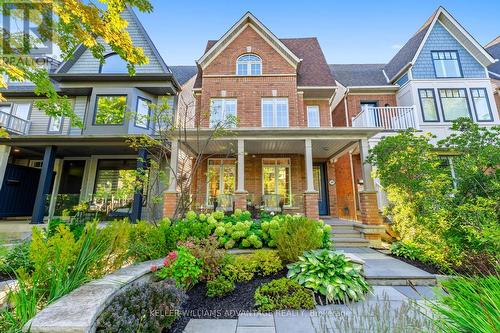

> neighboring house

[
  {"left": 0, "top": 8, "right": 181, "bottom": 223},
  {"left": 165, "top": 12, "right": 385, "bottom": 245},
  {"left": 485, "top": 36, "right": 500, "bottom": 116}
]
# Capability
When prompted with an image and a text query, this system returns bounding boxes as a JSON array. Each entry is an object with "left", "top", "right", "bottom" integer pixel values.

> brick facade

[
  {"left": 334, "top": 94, "right": 397, "bottom": 127},
  {"left": 163, "top": 192, "right": 178, "bottom": 219},
  {"left": 359, "top": 191, "right": 383, "bottom": 225}
]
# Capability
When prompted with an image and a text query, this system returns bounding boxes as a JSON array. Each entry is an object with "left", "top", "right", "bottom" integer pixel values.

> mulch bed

[
  {"left": 386, "top": 253, "right": 444, "bottom": 275},
  {"left": 0, "top": 272, "right": 14, "bottom": 282},
  {"left": 167, "top": 270, "right": 287, "bottom": 333}
]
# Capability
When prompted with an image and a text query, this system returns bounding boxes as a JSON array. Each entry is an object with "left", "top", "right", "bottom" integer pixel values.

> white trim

[
  {"left": 382, "top": 69, "right": 390, "bottom": 83},
  {"left": 197, "top": 13, "right": 300, "bottom": 69},
  {"left": 261, "top": 97, "right": 289, "bottom": 128},
  {"left": 306, "top": 105, "right": 320, "bottom": 128},
  {"left": 346, "top": 85, "right": 399, "bottom": 90},
  {"left": 297, "top": 86, "right": 337, "bottom": 90},
  {"left": 206, "top": 158, "right": 236, "bottom": 205},
  {"left": 261, "top": 157, "right": 292, "bottom": 207},
  {"left": 236, "top": 54, "right": 262, "bottom": 75},
  {"left": 488, "top": 71, "right": 500, "bottom": 79},
  {"left": 209, "top": 98, "right": 237, "bottom": 128},
  {"left": 203, "top": 73, "right": 296, "bottom": 78}
]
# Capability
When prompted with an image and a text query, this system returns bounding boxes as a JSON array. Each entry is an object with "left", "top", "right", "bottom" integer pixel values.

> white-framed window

[
  {"left": 135, "top": 97, "right": 151, "bottom": 129},
  {"left": 206, "top": 159, "right": 236, "bottom": 205},
  {"left": 438, "top": 89, "right": 471, "bottom": 122},
  {"left": 209, "top": 98, "right": 237, "bottom": 128},
  {"left": 236, "top": 54, "right": 262, "bottom": 75},
  {"left": 307, "top": 105, "right": 320, "bottom": 127},
  {"left": 48, "top": 116, "right": 63, "bottom": 133},
  {"left": 262, "top": 158, "right": 291, "bottom": 206},
  {"left": 432, "top": 51, "right": 462, "bottom": 78},
  {"left": 470, "top": 88, "right": 493, "bottom": 122},
  {"left": 262, "top": 98, "right": 288, "bottom": 128}
]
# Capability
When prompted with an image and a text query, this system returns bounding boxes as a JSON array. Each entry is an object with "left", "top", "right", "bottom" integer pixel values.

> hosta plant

[{"left": 287, "top": 249, "right": 370, "bottom": 303}]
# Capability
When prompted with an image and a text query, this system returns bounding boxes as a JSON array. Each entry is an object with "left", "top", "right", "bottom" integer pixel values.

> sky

[{"left": 135, "top": 0, "right": 500, "bottom": 66}]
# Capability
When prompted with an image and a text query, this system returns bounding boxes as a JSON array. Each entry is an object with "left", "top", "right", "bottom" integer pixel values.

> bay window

[
  {"left": 262, "top": 158, "right": 291, "bottom": 206},
  {"left": 210, "top": 98, "right": 237, "bottom": 128},
  {"left": 438, "top": 89, "right": 471, "bottom": 121},
  {"left": 262, "top": 98, "right": 288, "bottom": 127},
  {"left": 470, "top": 88, "right": 493, "bottom": 122},
  {"left": 207, "top": 159, "right": 236, "bottom": 205}
]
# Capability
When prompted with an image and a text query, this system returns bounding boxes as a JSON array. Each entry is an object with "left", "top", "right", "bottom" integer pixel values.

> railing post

[{"left": 411, "top": 105, "right": 419, "bottom": 130}]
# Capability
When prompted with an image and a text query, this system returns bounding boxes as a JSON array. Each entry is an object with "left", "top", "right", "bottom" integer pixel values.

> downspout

[
  {"left": 349, "top": 150, "right": 358, "bottom": 221},
  {"left": 344, "top": 88, "right": 350, "bottom": 127}
]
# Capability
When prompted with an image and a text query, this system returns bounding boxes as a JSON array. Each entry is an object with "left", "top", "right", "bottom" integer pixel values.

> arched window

[
  {"left": 99, "top": 53, "right": 128, "bottom": 74},
  {"left": 236, "top": 54, "right": 261, "bottom": 75}
]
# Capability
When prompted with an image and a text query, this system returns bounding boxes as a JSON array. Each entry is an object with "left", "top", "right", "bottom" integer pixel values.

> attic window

[
  {"left": 236, "top": 54, "right": 261, "bottom": 75},
  {"left": 99, "top": 53, "right": 128, "bottom": 74}
]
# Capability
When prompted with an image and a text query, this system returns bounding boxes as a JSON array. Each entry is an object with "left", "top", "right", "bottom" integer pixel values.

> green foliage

[
  {"left": 254, "top": 278, "right": 316, "bottom": 312},
  {"left": 288, "top": 250, "right": 370, "bottom": 303},
  {"left": 390, "top": 242, "right": 425, "bottom": 262},
  {"left": 0, "top": 242, "right": 33, "bottom": 275},
  {"left": 180, "top": 236, "right": 225, "bottom": 281},
  {"left": 430, "top": 275, "right": 500, "bottom": 333},
  {"left": 154, "top": 247, "right": 203, "bottom": 289},
  {"left": 249, "top": 250, "right": 283, "bottom": 276},
  {"left": 206, "top": 276, "right": 235, "bottom": 298},
  {"left": 368, "top": 119, "right": 500, "bottom": 273},
  {"left": 97, "top": 279, "right": 186, "bottom": 333},
  {"left": 221, "top": 254, "right": 257, "bottom": 283},
  {"left": 273, "top": 215, "right": 329, "bottom": 263},
  {"left": 128, "top": 220, "right": 170, "bottom": 262}
]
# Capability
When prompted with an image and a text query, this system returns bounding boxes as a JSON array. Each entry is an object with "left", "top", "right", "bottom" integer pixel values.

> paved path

[{"left": 183, "top": 285, "right": 440, "bottom": 333}]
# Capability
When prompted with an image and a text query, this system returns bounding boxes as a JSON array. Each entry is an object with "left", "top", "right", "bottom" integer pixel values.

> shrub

[
  {"left": 180, "top": 236, "right": 224, "bottom": 281},
  {"left": 47, "top": 218, "right": 67, "bottom": 238},
  {"left": 254, "top": 278, "right": 316, "bottom": 312},
  {"left": 92, "top": 220, "right": 131, "bottom": 277},
  {"left": 154, "top": 247, "right": 203, "bottom": 289},
  {"left": 249, "top": 250, "right": 282, "bottom": 276},
  {"left": 390, "top": 242, "right": 424, "bottom": 262},
  {"left": 430, "top": 275, "right": 500, "bottom": 333},
  {"left": 206, "top": 276, "right": 235, "bottom": 298},
  {"left": 221, "top": 254, "right": 257, "bottom": 283},
  {"left": 288, "top": 249, "right": 370, "bottom": 303},
  {"left": 128, "top": 220, "right": 170, "bottom": 262},
  {"left": 0, "top": 241, "right": 33, "bottom": 275},
  {"left": 97, "top": 279, "right": 186, "bottom": 333},
  {"left": 274, "top": 215, "right": 328, "bottom": 263}
]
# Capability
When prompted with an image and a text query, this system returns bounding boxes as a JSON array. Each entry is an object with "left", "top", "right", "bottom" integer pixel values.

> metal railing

[
  {"left": 0, "top": 110, "right": 31, "bottom": 135},
  {"left": 351, "top": 106, "right": 419, "bottom": 130}
]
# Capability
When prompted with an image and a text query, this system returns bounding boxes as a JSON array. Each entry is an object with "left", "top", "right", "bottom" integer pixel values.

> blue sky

[{"left": 135, "top": 0, "right": 499, "bottom": 66}]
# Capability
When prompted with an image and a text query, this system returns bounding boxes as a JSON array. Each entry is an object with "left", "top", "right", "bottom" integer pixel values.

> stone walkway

[{"left": 184, "top": 286, "right": 440, "bottom": 333}]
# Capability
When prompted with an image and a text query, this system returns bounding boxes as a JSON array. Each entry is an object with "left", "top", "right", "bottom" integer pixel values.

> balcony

[
  {"left": 352, "top": 106, "right": 419, "bottom": 130},
  {"left": 0, "top": 110, "right": 31, "bottom": 135}
]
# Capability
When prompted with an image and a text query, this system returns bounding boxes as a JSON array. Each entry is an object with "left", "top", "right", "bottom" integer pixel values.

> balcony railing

[
  {"left": 352, "top": 106, "right": 419, "bottom": 130},
  {"left": 0, "top": 110, "right": 31, "bottom": 135}
]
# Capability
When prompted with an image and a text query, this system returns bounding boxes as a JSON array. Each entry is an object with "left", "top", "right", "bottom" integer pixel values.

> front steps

[{"left": 326, "top": 219, "right": 370, "bottom": 247}]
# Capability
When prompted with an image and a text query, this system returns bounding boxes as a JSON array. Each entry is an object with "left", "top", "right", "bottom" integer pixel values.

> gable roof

[
  {"left": 194, "top": 37, "right": 335, "bottom": 88},
  {"left": 329, "top": 64, "right": 391, "bottom": 87},
  {"left": 486, "top": 39, "right": 500, "bottom": 79},
  {"left": 197, "top": 12, "right": 301, "bottom": 70},
  {"left": 56, "top": 7, "right": 170, "bottom": 74},
  {"left": 170, "top": 66, "right": 198, "bottom": 85},
  {"left": 384, "top": 6, "right": 496, "bottom": 82}
]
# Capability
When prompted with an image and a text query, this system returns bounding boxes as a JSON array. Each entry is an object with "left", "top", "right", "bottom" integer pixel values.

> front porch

[{"left": 165, "top": 128, "right": 385, "bottom": 243}]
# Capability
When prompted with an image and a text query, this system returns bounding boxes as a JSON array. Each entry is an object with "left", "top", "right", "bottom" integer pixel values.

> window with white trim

[
  {"left": 418, "top": 89, "right": 439, "bottom": 122},
  {"left": 432, "top": 51, "right": 462, "bottom": 78},
  {"left": 236, "top": 54, "right": 261, "bottom": 75},
  {"left": 262, "top": 98, "right": 288, "bottom": 128},
  {"left": 470, "top": 88, "right": 493, "bottom": 122},
  {"left": 307, "top": 105, "right": 320, "bottom": 127},
  {"left": 48, "top": 116, "right": 63, "bottom": 133},
  {"left": 209, "top": 98, "right": 237, "bottom": 128},
  {"left": 438, "top": 89, "right": 470, "bottom": 121},
  {"left": 262, "top": 158, "right": 291, "bottom": 206},
  {"left": 206, "top": 159, "right": 236, "bottom": 205}
]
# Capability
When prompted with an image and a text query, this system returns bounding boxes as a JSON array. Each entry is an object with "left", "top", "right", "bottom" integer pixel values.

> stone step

[
  {"left": 332, "top": 237, "right": 370, "bottom": 247},
  {"left": 365, "top": 276, "right": 437, "bottom": 286},
  {"left": 331, "top": 232, "right": 363, "bottom": 239}
]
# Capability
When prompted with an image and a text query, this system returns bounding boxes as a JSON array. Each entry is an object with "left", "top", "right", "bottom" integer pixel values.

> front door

[
  {"left": 55, "top": 160, "right": 86, "bottom": 215},
  {"left": 313, "top": 163, "right": 328, "bottom": 216}
]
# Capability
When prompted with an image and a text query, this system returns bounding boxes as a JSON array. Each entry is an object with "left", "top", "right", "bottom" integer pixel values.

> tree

[{"left": 0, "top": 0, "right": 153, "bottom": 135}]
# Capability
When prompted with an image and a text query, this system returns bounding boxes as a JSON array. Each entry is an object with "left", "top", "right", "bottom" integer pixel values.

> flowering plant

[{"left": 154, "top": 247, "right": 202, "bottom": 289}]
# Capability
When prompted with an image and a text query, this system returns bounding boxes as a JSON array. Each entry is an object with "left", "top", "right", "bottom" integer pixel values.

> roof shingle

[
  {"left": 170, "top": 66, "right": 198, "bottom": 86},
  {"left": 486, "top": 41, "right": 500, "bottom": 79},
  {"left": 329, "top": 64, "right": 390, "bottom": 87}
]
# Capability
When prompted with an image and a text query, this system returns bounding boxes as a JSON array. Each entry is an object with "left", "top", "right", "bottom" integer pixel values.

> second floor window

[
  {"left": 307, "top": 106, "right": 320, "bottom": 127},
  {"left": 262, "top": 98, "right": 289, "bottom": 128},
  {"left": 432, "top": 51, "right": 462, "bottom": 78},
  {"left": 94, "top": 95, "right": 127, "bottom": 125},
  {"left": 135, "top": 97, "right": 151, "bottom": 129},
  {"left": 210, "top": 98, "right": 237, "bottom": 128},
  {"left": 236, "top": 54, "right": 262, "bottom": 75},
  {"left": 438, "top": 89, "right": 470, "bottom": 122},
  {"left": 418, "top": 89, "right": 439, "bottom": 122},
  {"left": 99, "top": 53, "right": 128, "bottom": 74},
  {"left": 48, "top": 116, "right": 63, "bottom": 133},
  {"left": 470, "top": 88, "right": 493, "bottom": 122}
]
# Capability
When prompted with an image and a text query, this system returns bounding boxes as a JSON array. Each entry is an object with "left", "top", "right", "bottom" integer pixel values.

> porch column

[
  {"left": 234, "top": 139, "right": 247, "bottom": 211},
  {"left": 303, "top": 139, "right": 319, "bottom": 220},
  {"left": 163, "top": 140, "right": 179, "bottom": 219},
  {"left": 0, "top": 145, "right": 11, "bottom": 191},
  {"left": 31, "top": 146, "right": 57, "bottom": 224},
  {"left": 131, "top": 148, "right": 148, "bottom": 223},
  {"left": 358, "top": 139, "right": 383, "bottom": 246}
]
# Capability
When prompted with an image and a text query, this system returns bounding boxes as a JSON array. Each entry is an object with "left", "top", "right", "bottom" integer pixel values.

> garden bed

[{"left": 168, "top": 270, "right": 287, "bottom": 333}]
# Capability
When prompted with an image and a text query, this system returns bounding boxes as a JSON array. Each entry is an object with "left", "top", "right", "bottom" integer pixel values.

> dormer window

[
  {"left": 236, "top": 54, "right": 262, "bottom": 75},
  {"left": 99, "top": 53, "right": 128, "bottom": 74}
]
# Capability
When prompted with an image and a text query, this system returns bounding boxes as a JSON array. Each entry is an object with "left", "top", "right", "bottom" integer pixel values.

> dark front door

[
  {"left": 313, "top": 163, "right": 329, "bottom": 216},
  {"left": 0, "top": 164, "right": 41, "bottom": 217}
]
